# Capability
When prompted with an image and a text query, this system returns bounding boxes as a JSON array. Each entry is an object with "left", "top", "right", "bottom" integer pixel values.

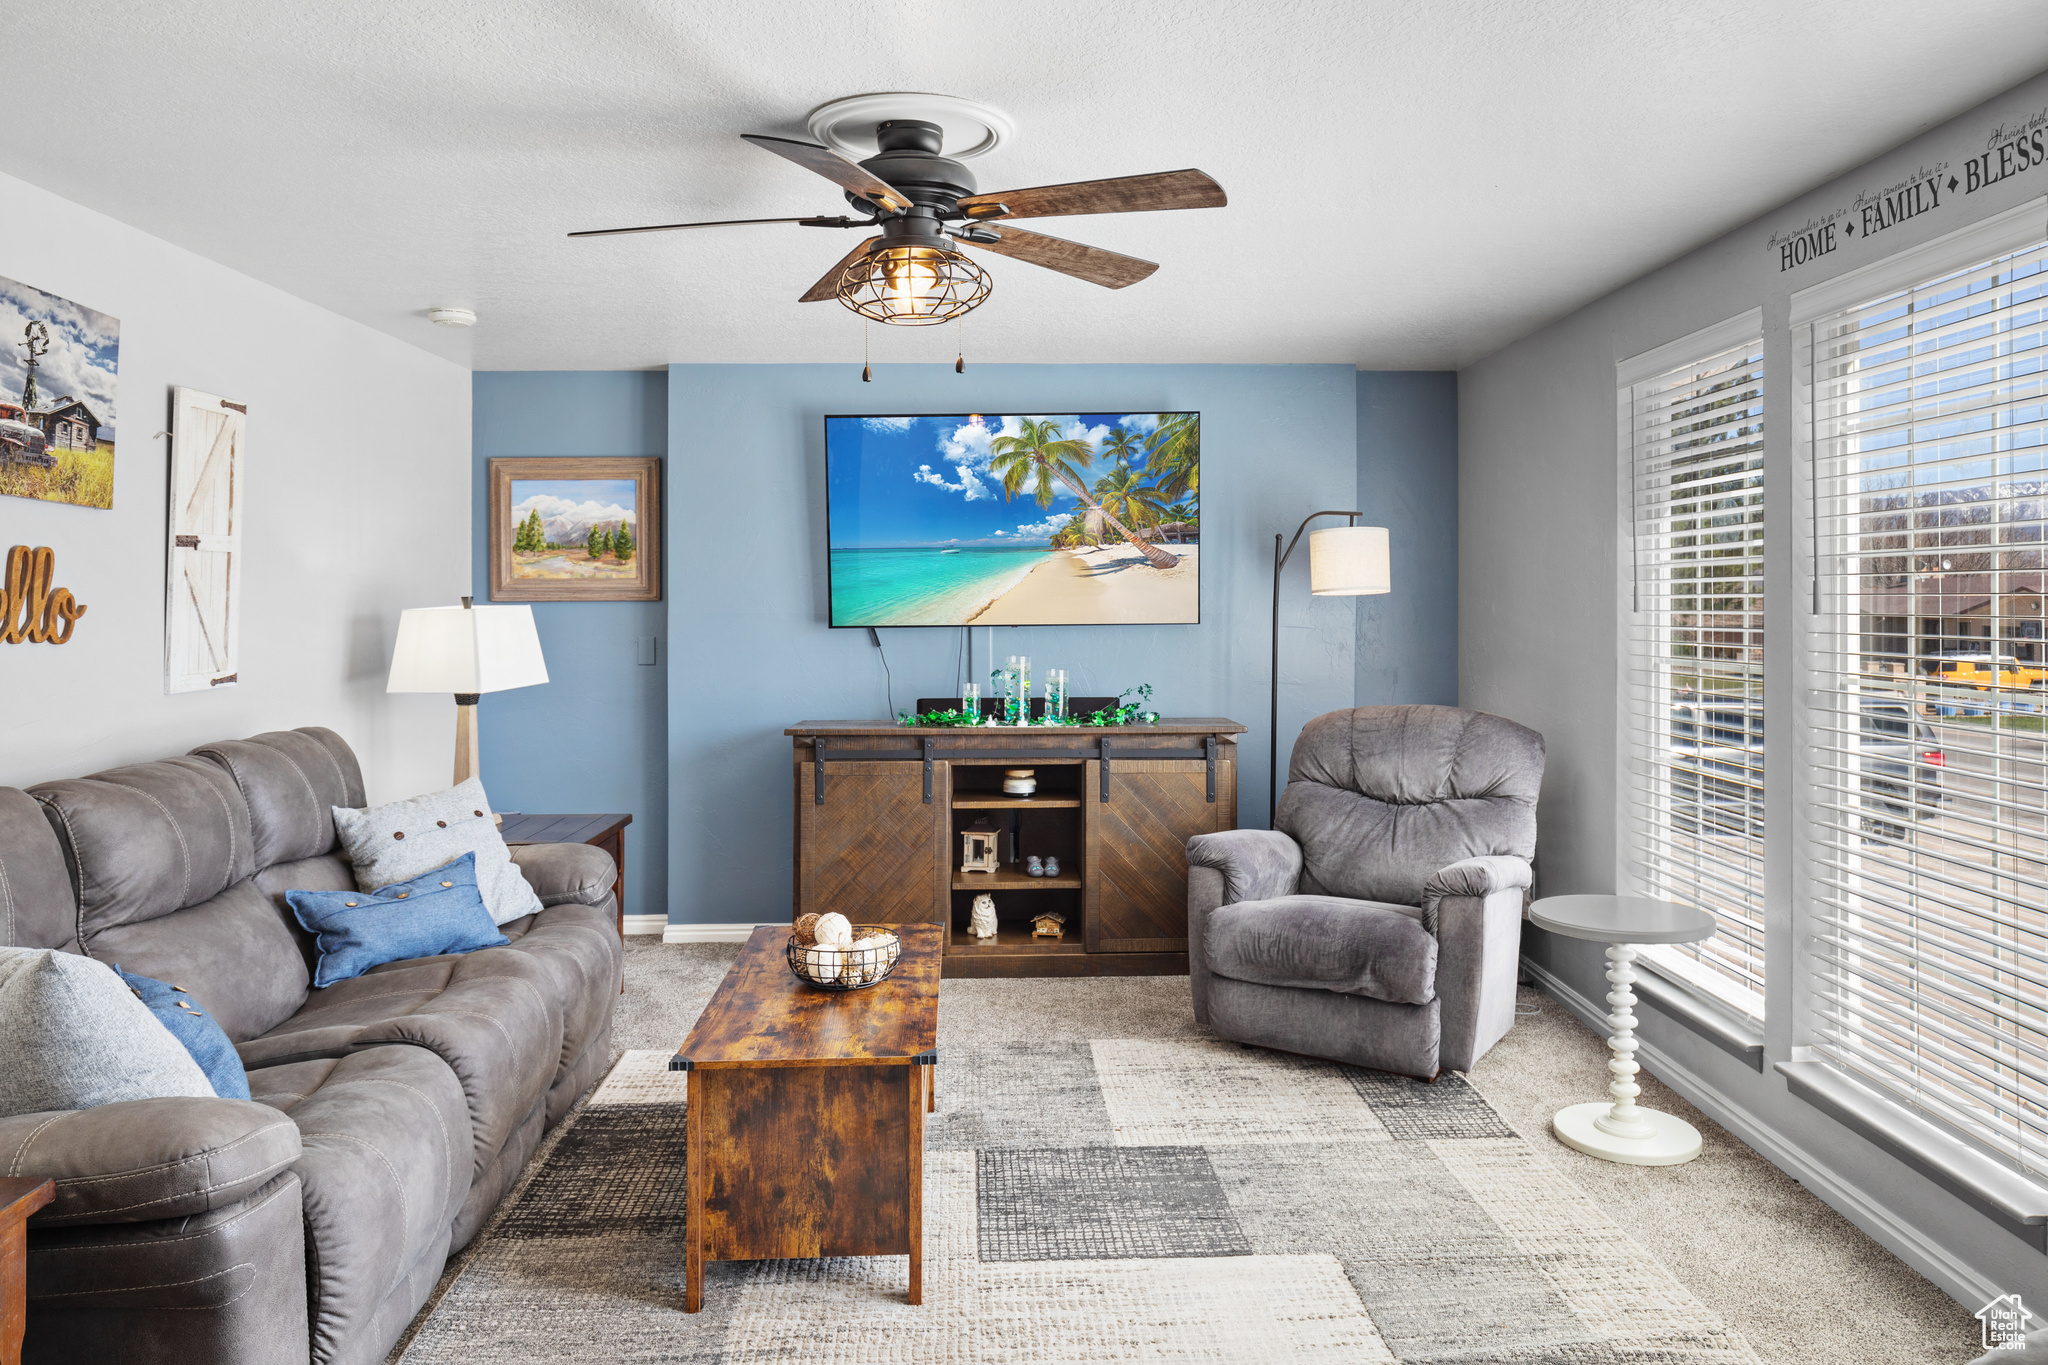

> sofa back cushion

[
  {"left": 32, "top": 756, "right": 254, "bottom": 934},
  {"left": 32, "top": 755, "right": 312, "bottom": 1041},
  {"left": 0, "top": 787, "right": 78, "bottom": 951},
  {"left": 190, "top": 727, "right": 365, "bottom": 871},
  {"left": 1277, "top": 705, "right": 1544, "bottom": 908}
]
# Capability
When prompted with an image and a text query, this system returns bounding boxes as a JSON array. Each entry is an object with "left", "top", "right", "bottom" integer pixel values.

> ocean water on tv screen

[{"left": 830, "top": 546, "right": 1049, "bottom": 626}]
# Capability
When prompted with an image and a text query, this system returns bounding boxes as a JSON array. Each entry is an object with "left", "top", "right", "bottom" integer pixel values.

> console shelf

[{"left": 787, "top": 719, "right": 1245, "bottom": 978}]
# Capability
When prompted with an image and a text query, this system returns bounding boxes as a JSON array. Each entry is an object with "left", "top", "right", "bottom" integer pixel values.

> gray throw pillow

[
  {"left": 332, "top": 777, "right": 542, "bottom": 926},
  {"left": 0, "top": 948, "right": 216, "bottom": 1117}
]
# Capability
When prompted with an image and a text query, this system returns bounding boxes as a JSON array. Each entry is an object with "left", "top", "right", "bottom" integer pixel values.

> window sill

[
  {"left": 1777, "top": 1060, "right": 2048, "bottom": 1249},
  {"left": 1631, "top": 959, "right": 1766, "bottom": 1071}
]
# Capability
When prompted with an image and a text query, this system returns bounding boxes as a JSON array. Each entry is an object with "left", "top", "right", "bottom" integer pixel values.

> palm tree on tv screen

[
  {"left": 1146, "top": 413, "right": 1200, "bottom": 502},
  {"left": 1092, "top": 464, "right": 1168, "bottom": 542},
  {"left": 1101, "top": 425, "right": 1143, "bottom": 473},
  {"left": 989, "top": 418, "right": 1176, "bottom": 570}
]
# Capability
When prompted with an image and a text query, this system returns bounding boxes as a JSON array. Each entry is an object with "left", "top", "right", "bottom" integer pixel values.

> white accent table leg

[{"left": 1551, "top": 941, "right": 1703, "bottom": 1166}]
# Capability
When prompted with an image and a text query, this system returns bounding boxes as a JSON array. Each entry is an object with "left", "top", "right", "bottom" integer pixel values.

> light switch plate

[{"left": 636, "top": 635, "right": 658, "bottom": 666}]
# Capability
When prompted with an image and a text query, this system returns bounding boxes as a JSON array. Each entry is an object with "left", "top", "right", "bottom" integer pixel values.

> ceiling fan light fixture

[{"left": 836, "top": 241, "right": 989, "bottom": 326}]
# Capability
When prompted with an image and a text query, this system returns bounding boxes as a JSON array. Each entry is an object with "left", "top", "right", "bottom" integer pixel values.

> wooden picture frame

[{"left": 488, "top": 457, "right": 661, "bottom": 602}]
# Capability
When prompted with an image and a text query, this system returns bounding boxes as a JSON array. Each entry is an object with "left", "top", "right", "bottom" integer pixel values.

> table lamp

[
  {"left": 1270, "top": 513, "right": 1391, "bottom": 823},
  {"left": 386, "top": 596, "right": 549, "bottom": 807}
]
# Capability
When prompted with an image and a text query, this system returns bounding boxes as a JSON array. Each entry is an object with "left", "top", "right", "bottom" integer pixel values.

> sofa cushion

[
  {"left": 1205, "top": 895, "right": 1439, "bottom": 1005},
  {"left": 498, "top": 901, "right": 622, "bottom": 1091},
  {"left": 114, "top": 965, "right": 251, "bottom": 1101},
  {"left": 1278, "top": 705, "right": 1544, "bottom": 908},
  {"left": 191, "top": 727, "right": 366, "bottom": 871},
  {"left": 248, "top": 1048, "right": 468, "bottom": 1365},
  {"left": 242, "top": 946, "right": 562, "bottom": 1186},
  {"left": 333, "top": 777, "right": 542, "bottom": 926},
  {"left": 286, "top": 852, "right": 507, "bottom": 987},
  {"left": 0, "top": 948, "right": 215, "bottom": 1117},
  {"left": 31, "top": 755, "right": 254, "bottom": 934},
  {"left": 0, "top": 786, "right": 78, "bottom": 951},
  {"left": 85, "top": 877, "right": 312, "bottom": 1043},
  {"left": 0, "top": 1095, "right": 299, "bottom": 1225},
  {"left": 505, "top": 841, "right": 617, "bottom": 909}
]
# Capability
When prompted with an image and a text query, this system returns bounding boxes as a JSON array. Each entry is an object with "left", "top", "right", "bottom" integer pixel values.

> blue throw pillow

[
  {"left": 113, "top": 966, "right": 251, "bottom": 1101},
  {"left": 286, "top": 852, "right": 508, "bottom": 988}
]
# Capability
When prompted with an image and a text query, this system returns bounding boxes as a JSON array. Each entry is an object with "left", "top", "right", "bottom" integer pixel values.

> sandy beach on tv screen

[{"left": 971, "top": 544, "right": 1198, "bottom": 625}]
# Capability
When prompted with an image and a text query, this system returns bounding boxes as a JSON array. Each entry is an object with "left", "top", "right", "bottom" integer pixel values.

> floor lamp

[
  {"left": 1270, "top": 513, "right": 1391, "bottom": 824},
  {"left": 386, "top": 596, "right": 549, "bottom": 818}
]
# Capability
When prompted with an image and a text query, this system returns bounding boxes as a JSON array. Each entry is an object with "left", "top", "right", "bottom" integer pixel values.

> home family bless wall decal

[
  {"left": 0, "top": 275, "right": 118, "bottom": 509},
  {"left": 1768, "top": 103, "right": 2048, "bottom": 274},
  {"left": 1, "top": 545, "right": 87, "bottom": 644}
]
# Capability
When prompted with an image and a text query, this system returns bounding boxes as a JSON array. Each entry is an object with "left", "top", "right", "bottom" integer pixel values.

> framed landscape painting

[
  {"left": 488, "top": 456, "right": 661, "bottom": 601},
  {"left": 0, "top": 274, "right": 118, "bottom": 510}
]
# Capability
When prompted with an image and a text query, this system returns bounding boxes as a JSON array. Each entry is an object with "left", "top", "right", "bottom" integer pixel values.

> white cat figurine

[{"left": 969, "top": 894, "right": 998, "bottom": 939}]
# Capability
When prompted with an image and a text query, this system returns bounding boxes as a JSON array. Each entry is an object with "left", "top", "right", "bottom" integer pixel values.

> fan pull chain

[
  {"left": 861, "top": 319, "right": 871, "bottom": 383},
  {"left": 956, "top": 317, "right": 965, "bottom": 374}
]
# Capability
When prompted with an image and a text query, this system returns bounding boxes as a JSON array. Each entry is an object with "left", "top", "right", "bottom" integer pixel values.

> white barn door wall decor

[{"left": 164, "top": 387, "right": 246, "bottom": 693}]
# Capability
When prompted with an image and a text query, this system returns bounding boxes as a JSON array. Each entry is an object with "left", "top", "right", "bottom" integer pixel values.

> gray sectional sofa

[{"left": 0, "top": 727, "right": 623, "bottom": 1365}]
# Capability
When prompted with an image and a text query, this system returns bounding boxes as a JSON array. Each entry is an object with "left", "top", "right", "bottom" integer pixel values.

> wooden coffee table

[{"left": 672, "top": 923, "right": 940, "bottom": 1312}]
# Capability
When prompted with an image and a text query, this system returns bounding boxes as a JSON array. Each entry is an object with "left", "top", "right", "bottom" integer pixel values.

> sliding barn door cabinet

[{"left": 788, "top": 720, "right": 1244, "bottom": 977}]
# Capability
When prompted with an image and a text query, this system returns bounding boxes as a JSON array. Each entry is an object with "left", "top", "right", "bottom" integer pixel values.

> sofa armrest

[
  {"left": 0, "top": 1098, "right": 300, "bottom": 1226},
  {"left": 1422, "top": 855, "right": 1531, "bottom": 935},
  {"left": 1186, "top": 830, "right": 1303, "bottom": 906},
  {"left": 1429, "top": 856, "right": 1533, "bottom": 1073},
  {"left": 508, "top": 841, "right": 618, "bottom": 909}
]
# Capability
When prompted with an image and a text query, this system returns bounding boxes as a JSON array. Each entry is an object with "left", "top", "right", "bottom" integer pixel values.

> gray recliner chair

[{"left": 1187, "top": 704, "right": 1545, "bottom": 1079}]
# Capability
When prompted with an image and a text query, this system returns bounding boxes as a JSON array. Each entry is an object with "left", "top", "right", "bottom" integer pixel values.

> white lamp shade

[
  {"left": 386, "top": 604, "right": 549, "bottom": 694},
  {"left": 1309, "top": 525, "right": 1391, "bottom": 596}
]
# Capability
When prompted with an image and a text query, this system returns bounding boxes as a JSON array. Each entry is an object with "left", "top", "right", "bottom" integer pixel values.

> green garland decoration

[{"left": 899, "top": 684, "right": 1158, "bottom": 729}]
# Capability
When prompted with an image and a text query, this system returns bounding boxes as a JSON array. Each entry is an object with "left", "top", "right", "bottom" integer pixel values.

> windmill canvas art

[
  {"left": 488, "top": 456, "right": 662, "bottom": 601},
  {"left": 0, "top": 274, "right": 118, "bottom": 510}
]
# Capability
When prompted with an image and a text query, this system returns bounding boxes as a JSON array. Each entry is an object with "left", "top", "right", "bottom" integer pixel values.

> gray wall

[
  {"left": 0, "top": 168, "right": 470, "bottom": 801},
  {"left": 1460, "top": 70, "right": 2048, "bottom": 1306}
]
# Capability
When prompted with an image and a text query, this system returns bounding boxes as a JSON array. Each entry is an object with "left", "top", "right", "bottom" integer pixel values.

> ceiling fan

[{"left": 570, "top": 115, "right": 1226, "bottom": 328}]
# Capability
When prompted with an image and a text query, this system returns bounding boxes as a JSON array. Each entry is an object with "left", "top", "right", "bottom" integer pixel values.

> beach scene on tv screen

[{"left": 827, "top": 413, "right": 1199, "bottom": 627}]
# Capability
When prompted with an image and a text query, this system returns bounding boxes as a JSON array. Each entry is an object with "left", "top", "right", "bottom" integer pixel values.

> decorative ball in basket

[{"left": 787, "top": 912, "right": 902, "bottom": 991}]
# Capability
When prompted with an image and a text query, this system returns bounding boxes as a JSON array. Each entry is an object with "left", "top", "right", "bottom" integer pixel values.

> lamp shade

[
  {"left": 386, "top": 604, "right": 548, "bottom": 694},
  {"left": 1308, "top": 525, "right": 1391, "bottom": 596}
]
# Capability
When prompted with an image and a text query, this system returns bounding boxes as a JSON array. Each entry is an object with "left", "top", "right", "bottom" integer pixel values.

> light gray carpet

[{"left": 383, "top": 942, "right": 1977, "bottom": 1364}]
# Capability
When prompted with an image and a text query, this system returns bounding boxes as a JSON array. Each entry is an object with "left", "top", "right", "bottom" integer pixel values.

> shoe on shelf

[
  {"left": 1025, "top": 856, "right": 1044, "bottom": 877},
  {"left": 1043, "top": 857, "right": 1060, "bottom": 877}
]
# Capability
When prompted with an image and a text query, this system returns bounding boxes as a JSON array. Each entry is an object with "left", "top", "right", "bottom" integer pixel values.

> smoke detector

[{"left": 427, "top": 307, "right": 477, "bottom": 328}]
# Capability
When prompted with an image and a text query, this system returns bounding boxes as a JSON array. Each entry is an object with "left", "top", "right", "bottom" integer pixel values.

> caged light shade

[
  {"left": 1308, "top": 525, "right": 1391, "bottom": 596},
  {"left": 838, "top": 242, "right": 991, "bottom": 326}
]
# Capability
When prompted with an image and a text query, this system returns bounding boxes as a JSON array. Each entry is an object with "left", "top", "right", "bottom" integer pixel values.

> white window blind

[
  {"left": 1809, "top": 232, "right": 2048, "bottom": 1174},
  {"left": 1623, "top": 339, "right": 1768, "bottom": 1017}
]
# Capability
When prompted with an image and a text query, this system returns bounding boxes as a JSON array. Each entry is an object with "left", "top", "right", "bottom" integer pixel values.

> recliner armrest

[
  {"left": 1186, "top": 829, "right": 1303, "bottom": 906},
  {"left": 507, "top": 841, "right": 617, "bottom": 908},
  {"left": 0, "top": 1098, "right": 301, "bottom": 1226},
  {"left": 1422, "top": 855, "right": 1531, "bottom": 935}
]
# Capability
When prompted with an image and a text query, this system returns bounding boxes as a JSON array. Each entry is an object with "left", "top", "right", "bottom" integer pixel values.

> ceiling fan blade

[
  {"left": 800, "top": 237, "right": 880, "bottom": 303},
  {"left": 957, "top": 169, "right": 1225, "bottom": 222},
  {"left": 956, "top": 225, "right": 1157, "bottom": 289},
  {"left": 742, "top": 135, "right": 915, "bottom": 214},
  {"left": 568, "top": 215, "right": 867, "bottom": 239}
]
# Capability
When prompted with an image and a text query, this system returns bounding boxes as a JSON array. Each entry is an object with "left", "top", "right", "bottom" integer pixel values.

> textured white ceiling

[{"left": 9, "top": 1, "right": 2047, "bottom": 371}]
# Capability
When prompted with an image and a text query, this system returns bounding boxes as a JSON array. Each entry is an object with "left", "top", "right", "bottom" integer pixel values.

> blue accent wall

[
  {"left": 471, "top": 370, "right": 668, "bottom": 921},
  {"left": 1356, "top": 371, "right": 1459, "bottom": 708},
  {"left": 472, "top": 363, "right": 1454, "bottom": 925}
]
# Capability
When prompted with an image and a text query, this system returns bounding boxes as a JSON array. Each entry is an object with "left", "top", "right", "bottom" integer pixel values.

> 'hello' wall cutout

[{"left": 2, "top": 545, "right": 88, "bottom": 644}]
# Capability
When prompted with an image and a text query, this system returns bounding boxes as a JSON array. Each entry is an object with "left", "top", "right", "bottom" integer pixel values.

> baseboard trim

[
  {"left": 1521, "top": 955, "right": 2002, "bottom": 1310},
  {"left": 621, "top": 915, "right": 667, "bottom": 937},
  {"left": 660, "top": 922, "right": 778, "bottom": 944}
]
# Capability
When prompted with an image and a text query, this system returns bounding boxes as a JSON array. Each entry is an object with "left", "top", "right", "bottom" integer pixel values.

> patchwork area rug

[{"left": 396, "top": 1040, "right": 1760, "bottom": 1363}]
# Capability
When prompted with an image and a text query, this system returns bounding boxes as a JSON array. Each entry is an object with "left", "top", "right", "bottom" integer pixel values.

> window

[
  {"left": 1809, "top": 229, "right": 2048, "bottom": 1174},
  {"left": 1621, "top": 333, "right": 1767, "bottom": 1018}
]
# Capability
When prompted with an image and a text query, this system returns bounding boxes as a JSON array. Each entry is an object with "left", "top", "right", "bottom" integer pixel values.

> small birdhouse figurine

[
  {"left": 1031, "top": 911, "right": 1066, "bottom": 939},
  {"left": 960, "top": 819, "right": 1000, "bottom": 874}
]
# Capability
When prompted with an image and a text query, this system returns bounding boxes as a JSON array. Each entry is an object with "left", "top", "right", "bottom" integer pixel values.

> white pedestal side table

[{"left": 1528, "top": 894, "right": 1717, "bottom": 1167}]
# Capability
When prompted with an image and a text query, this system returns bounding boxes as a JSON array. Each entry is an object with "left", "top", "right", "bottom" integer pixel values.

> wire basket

[{"left": 786, "top": 927, "right": 903, "bottom": 992}]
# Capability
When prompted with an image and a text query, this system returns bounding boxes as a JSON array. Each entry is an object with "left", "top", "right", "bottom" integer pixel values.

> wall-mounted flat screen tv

[{"left": 825, "top": 412, "right": 1200, "bottom": 627}]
